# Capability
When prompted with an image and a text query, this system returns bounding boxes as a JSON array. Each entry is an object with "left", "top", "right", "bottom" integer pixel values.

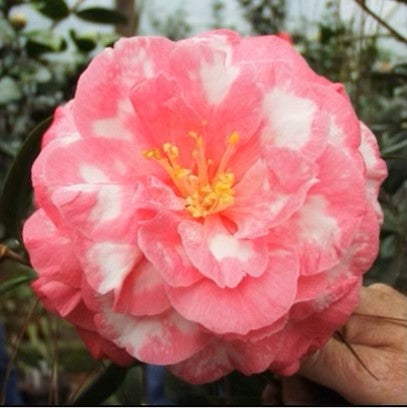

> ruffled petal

[
  {"left": 359, "top": 122, "right": 387, "bottom": 220},
  {"left": 166, "top": 248, "right": 299, "bottom": 334},
  {"left": 73, "top": 36, "right": 175, "bottom": 145},
  {"left": 137, "top": 211, "right": 203, "bottom": 287},
  {"left": 76, "top": 328, "right": 133, "bottom": 365},
  {"left": 271, "top": 279, "right": 361, "bottom": 375},
  {"left": 113, "top": 258, "right": 172, "bottom": 316},
  {"left": 95, "top": 298, "right": 210, "bottom": 365},
  {"left": 41, "top": 100, "right": 80, "bottom": 148},
  {"left": 169, "top": 341, "right": 233, "bottom": 384},
  {"left": 178, "top": 216, "right": 268, "bottom": 288},
  {"left": 23, "top": 209, "right": 82, "bottom": 287},
  {"left": 269, "top": 144, "right": 367, "bottom": 274},
  {"left": 225, "top": 153, "right": 317, "bottom": 238}
]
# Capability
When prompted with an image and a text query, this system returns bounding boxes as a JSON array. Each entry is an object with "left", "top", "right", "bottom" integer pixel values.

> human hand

[{"left": 296, "top": 283, "right": 407, "bottom": 405}]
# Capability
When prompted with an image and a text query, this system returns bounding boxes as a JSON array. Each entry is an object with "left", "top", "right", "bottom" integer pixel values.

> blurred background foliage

[{"left": 0, "top": 0, "right": 406, "bottom": 405}]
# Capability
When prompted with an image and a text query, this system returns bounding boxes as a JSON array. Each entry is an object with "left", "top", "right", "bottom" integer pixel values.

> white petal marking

[
  {"left": 209, "top": 234, "right": 253, "bottom": 262},
  {"left": 80, "top": 165, "right": 109, "bottom": 183},
  {"left": 262, "top": 88, "right": 316, "bottom": 149},
  {"left": 87, "top": 242, "right": 139, "bottom": 294},
  {"left": 89, "top": 186, "right": 121, "bottom": 222},
  {"left": 298, "top": 195, "right": 338, "bottom": 245},
  {"left": 199, "top": 45, "right": 239, "bottom": 105}
]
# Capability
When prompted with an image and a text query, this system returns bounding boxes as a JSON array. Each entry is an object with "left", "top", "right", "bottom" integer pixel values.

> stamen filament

[{"left": 143, "top": 129, "right": 240, "bottom": 218}]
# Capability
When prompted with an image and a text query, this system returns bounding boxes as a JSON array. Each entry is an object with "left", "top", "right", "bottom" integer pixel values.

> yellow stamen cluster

[{"left": 143, "top": 129, "right": 239, "bottom": 218}]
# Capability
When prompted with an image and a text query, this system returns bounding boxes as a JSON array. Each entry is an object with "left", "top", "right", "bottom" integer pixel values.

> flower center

[{"left": 143, "top": 130, "right": 239, "bottom": 218}]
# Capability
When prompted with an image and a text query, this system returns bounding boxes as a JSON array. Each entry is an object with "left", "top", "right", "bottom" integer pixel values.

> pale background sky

[{"left": 12, "top": 0, "right": 407, "bottom": 59}]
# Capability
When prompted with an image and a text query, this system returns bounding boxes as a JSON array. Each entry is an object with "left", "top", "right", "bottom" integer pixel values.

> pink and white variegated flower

[{"left": 23, "top": 30, "right": 387, "bottom": 384}]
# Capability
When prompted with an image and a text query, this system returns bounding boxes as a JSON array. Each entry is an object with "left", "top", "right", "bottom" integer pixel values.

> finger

[
  {"left": 299, "top": 337, "right": 378, "bottom": 404},
  {"left": 356, "top": 285, "right": 407, "bottom": 318},
  {"left": 343, "top": 285, "right": 407, "bottom": 349}
]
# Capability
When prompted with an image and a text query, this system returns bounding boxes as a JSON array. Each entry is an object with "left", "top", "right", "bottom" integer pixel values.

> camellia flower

[{"left": 23, "top": 30, "right": 387, "bottom": 383}]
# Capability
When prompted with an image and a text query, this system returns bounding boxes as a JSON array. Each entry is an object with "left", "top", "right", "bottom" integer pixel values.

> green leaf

[
  {"left": 0, "top": 117, "right": 52, "bottom": 240},
  {"left": 0, "top": 260, "right": 36, "bottom": 294},
  {"left": 32, "top": 0, "right": 70, "bottom": 20},
  {"left": 73, "top": 363, "right": 130, "bottom": 406},
  {"left": 75, "top": 7, "right": 127, "bottom": 24},
  {"left": 25, "top": 30, "right": 67, "bottom": 56},
  {"left": 0, "top": 273, "right": 33, "bottom": 294},
  {"left": 0, "top": 76, "right": 22, "bottom": 105},
  {"left": 116, "top": 366, "right": 144, "bottom": 405},
  {"left": 69, "top": 29, "right": 96, "bottom": 53}
]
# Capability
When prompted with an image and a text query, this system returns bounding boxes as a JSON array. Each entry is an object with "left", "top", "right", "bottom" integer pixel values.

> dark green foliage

[
  {"left": 238, "top": 0, "right": 286, "bottom": 34},
  {"left": 75, "top": 7, "right": 127, "bottom": 25},
  {"left": 72, "top": 364, "right": 130, "bottom": 406},
  {"left": 32, "top": 0, "right": 69, "bottom": 21},
  {"left": 0, "top": 117, "right": 51, "bottom": 240}
]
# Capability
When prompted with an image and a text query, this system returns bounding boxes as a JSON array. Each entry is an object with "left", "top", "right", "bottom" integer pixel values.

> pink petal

[
  {"left": 233, "top": 34, "right": 350, "bottom": 100},
  {"left": 41, "top": 100, "right": 80, "bottom": 148},
  {"left": 95, "top": 299, "right": 210, "bottom": 365},
  {"left": 73, "top": 36, "right": 175, "bottom": 145},
  {"left": 168, "top": 33, "right": 264, "bottom": 168},
  {"left": 359, "top": 122, "right": 387, "bottom": 221},
  {"left": 137, "top": 211, "right": 203, "bottom": 287},
  {"left": 130, "top": 73, "right": 203, "bottom": 168},
  {"left": 113, "top": 258, "right": 171, "bottom": 316},
  {"left": 226, "top": 317, "right": 288, "bottom": 375},
  {"left": 78, "top": 238, "right": 143, "bottom": 295},
  {"left": 269, "top": 144, "right": 367, "bottom": 274},
  {"left": 271, "top": 279, "right": 361, "bottom": 376},
  {"left": 169, "top": 341, "right": 233, "bottom": 384},
  {"left": 32, "top": 136, "right": 158, "bottom": 229},
  {"left": 178, "top": 216, "right": 268, "bottom": 288},
  {"left": 259, "top": 67, "right": 330, "bottom": 160},
  {"left": 32, "top": 279, "right": 81, "bottom": 317},
  {"left": 224, "top": 154, "right": 317, "bottom": 239},
  {"left": 23, "top": 209, "right": 82, "bottom": 287},
  {"left": 76, "top": 328, "right": 133, "bottom": 365},
  {"left": 166, "top": 248, "right": 299, "bottom": 334}
]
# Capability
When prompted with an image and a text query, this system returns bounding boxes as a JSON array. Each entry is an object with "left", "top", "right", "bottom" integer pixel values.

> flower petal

[
  {"left": 359, "top": 122, "right": 387, "bottom": 221},
  {"left": 166, "top": 248, "right": 299, "bottom": 335},
  {"left": 169, "top": 341, "right": 233, "bottom": 384},
  {"left": 76, "top": 327, "right": 133, "bottom": 365},
  {"left": 95, "top": 299, "right": 210, "bottom": 365},
  {"left": 271, "top": 279, "right": 361, "bottom": 376},
  {"left": 23, "top": 209, "right": 82, "bottom": 287},
  {"left": 113, "top": 258, "right": 172, "bottom": 316},
  {"left": 224, "top": 154, "right": 317, "bottom": 239},
  {"left": 137, "top": 211, "right": 203, "bottom": 287},
  {"left": 42, "top": 100, "right": 80, "bottom": 148},
  {"left": 269, "top": 145, "right": 367, "bottom": 274},
  {"left": 178, "top": 216, "right": 268, "bottom": 288},
  {"left": 74, "top": 36, "right": 175, "bottom": 144}
]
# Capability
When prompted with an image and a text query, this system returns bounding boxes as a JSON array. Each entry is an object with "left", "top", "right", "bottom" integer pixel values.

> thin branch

[
  {"left": 354, "top": 0, "right": 407, "bottom": 44},
  {"left": 0, "top": 244, "right": 26, "bottom": 264},
  {"left": 67, "top": 363, "right": 104, "bottom": 405},
  {"left": 353, "top": 312, "right": 407, "bottom": 328},
  {"left": 0, "top": 299, "right": 39, "bottom": 404},
  {"left": 335, "top": 331, "right": 379, "bottom": 381}
]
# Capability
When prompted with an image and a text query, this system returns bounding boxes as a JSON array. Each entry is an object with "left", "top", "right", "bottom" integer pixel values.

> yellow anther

[
  {"left": 228, "top": 131, "right": 240, "bottom": 145},
  {"left": 143, "top": 148, "right": 161, "bottom": 160},
  {"left": 143, "top": 126, "right": 240, "bottom": 219}
]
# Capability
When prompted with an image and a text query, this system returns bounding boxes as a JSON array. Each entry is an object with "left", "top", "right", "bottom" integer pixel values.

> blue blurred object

[
  {"left": 145, "top": 364, "right": 174, "bottom": 405},
  {"left": 0, "top": 325, "right": 22, "bottom": 405}
]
